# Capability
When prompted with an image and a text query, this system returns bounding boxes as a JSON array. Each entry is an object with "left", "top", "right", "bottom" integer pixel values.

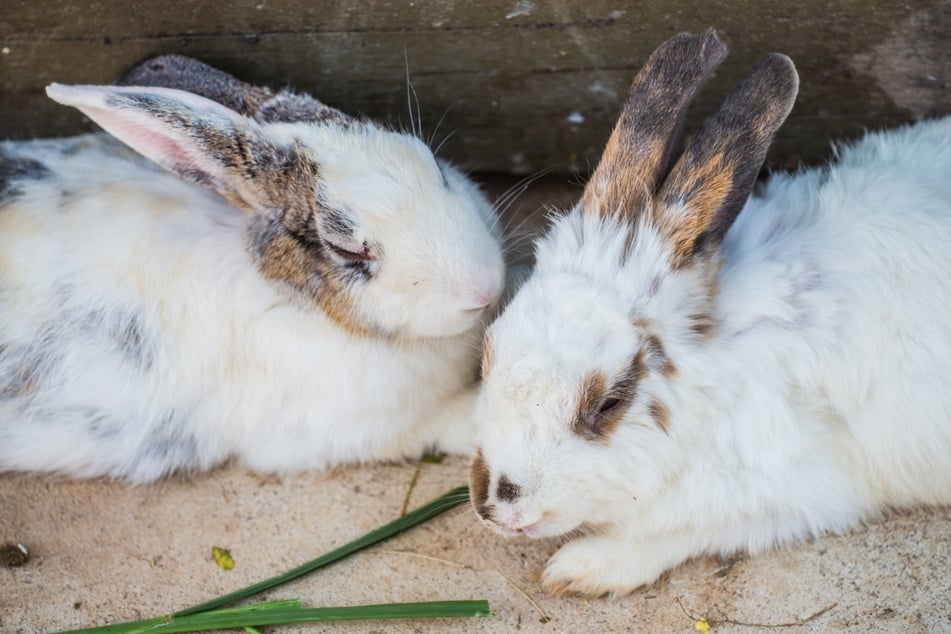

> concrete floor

[{"left": 2, "top": 176, "right": 950, "bottom": 633}]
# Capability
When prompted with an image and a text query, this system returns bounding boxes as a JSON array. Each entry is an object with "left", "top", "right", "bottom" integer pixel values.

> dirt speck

[{"left": 0, "top": 543, "right": 29, "bottom": 567}]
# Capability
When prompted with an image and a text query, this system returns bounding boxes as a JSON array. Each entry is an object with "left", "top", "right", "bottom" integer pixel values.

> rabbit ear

[
  {"left": 46, "top": 83, "right": 314, "bottom": 214},
  {"left": 116, "top": 55, "right": 350, "bottom": 125},
  {"left": 654, "top": 54, "right": 799, "bottom": 267},
  {"left": 116, "top": 55, "right": 275, "bottom": 117},
  {"left": 581, "top": 30, "right": 727, "bottom": 220}
]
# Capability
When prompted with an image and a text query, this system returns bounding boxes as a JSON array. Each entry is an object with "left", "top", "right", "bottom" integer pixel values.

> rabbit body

[
  {"left": 1, "top": 64, "right": 504, "bottom": 482},
  {"left": 715, "top": 117, "right": 951, "bottom": 510},
  {"left": 472, "top": 31, "right": 951, "bottom": 597},
  {"left": 587, "top": 117, "right": 951, "bottom": 589}
]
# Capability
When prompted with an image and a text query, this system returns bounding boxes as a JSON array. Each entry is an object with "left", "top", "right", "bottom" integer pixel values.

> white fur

[
  {"left": 477, "top": 117, "right": 951, "bottom": 595},
  {"left": 1, "top": 83, "right": 504, "bottom": 481}
]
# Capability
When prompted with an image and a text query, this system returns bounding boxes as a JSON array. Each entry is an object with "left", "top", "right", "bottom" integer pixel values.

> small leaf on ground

[{"left": 212, "top": 546, "right": 235, "bottom": 571}]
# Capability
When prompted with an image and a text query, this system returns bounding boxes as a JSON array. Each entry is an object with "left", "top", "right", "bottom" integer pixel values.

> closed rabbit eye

[
  {"left": 327, "top": 240, "right": 374, "bottom": 263},
  {"left": 599, "top": 397, "right": 621, "bottom": 414}
]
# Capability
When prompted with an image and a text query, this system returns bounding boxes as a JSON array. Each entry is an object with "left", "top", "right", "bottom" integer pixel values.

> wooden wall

[{"left": 2, "top": 1, "right": 949, "bottom": 173}]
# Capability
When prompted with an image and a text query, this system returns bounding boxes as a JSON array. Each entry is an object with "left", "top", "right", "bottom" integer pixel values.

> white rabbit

[
  {"left": 0, "top": 56, "right": 505, "bottom": 482},
  {"left": 470, "top": 30, "right": 951, "bottom": 597}
]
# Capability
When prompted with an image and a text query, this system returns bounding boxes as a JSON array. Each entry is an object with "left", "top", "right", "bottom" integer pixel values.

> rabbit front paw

[{"left": 542, "top": 536, "right": 674, "bottom": 597}]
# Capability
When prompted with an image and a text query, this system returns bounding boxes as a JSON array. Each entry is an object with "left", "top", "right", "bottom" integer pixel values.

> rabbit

[
  {"left": 469, "top": 29, "right": 951, "bottom": 597},
  {"left": 0, "top": 56, "right": 506, "bottom": 482}
]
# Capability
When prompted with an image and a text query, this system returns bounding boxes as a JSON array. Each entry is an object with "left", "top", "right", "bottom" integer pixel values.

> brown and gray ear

[
  {"left": 654, "top": 53, "right": 799, "bottom": 266},
  {"left": 46, "top": 82, "right": 315, "bottom": 214},
  {"left": 582, "top": 29, "right": 728, "bottom": 219},
  {"left": 117, "top": 55, "right": 350, "bottom": 125}
]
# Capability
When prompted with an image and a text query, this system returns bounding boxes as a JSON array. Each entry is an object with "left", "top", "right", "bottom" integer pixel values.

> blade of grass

[
  {"left": 178, "top": 485, "right": 470, "bottom": 616},
  {"left": 63, "top": 600, "right": 491, "bottom": 633},
  {"left": 54, "top": 486, "right": 476, "bottom": 634}
]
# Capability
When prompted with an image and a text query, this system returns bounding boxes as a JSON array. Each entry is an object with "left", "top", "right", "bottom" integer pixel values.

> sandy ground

[
  {"left": 2, "top": 459, "right": 950, "bottom": 633},
  {"left": 2, "top": 177, "right": 950, "bottom": 633}
]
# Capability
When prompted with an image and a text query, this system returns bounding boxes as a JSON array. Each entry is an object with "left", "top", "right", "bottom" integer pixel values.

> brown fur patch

[
  {"left": 571, "top": 355, "right": 646, "bottom": 443},
  {"left": 496, "top": 474, "right": 520, "bottom": 502},
  {"left": 470, "top": 449, "right": 492, "bottom": 519},
  {"left": 648, "top": 399, "right": 671, "bottom": 434},
  {"left": 250, "top": 217, "right": 376, "bottom": 339},
  {"left": 570, "top": 371, "right": 608, "bottom": 441},
  {"left": 654, "top": 152, "right": 734, "bottom": 268},
  {"left": 689, "top": 312, "right": 715, "bottom": 337},
  {"left": 480, "top": 334, "right": 494, "bottom": 381},
  {"left": 231, "top": 144, "right": 381, "bottom": 338},
  {"left": 641, "top": 333, "right": 677, "bottom": 378}
]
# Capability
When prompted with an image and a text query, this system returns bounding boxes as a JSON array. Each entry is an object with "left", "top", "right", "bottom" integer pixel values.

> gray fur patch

[
  {"left": 85, "top": 409, "right": 124, "bottom": 440},
  {"left": 0, "top": 151, "right": 50, "bottom": 204},
  {"left": 255, "top": 92, "right": 352, "bottom": 126},
  {"left": 116, "top": 54, "right": 352, "bottom": 126},
  {"left": 321, "top": 206, "right": 355, "bottom": 239},
  {"left": 108, "top": 312, "right": 153, "bottom": 371},
  {"left": 0, "top": 305, "right": 154, "bottom": 408},
  {"left": 81, "top": 308, "right": 155, "bottom": 372},
  {"left": 0, "top": 340, "right": 57, "bottom": 403},
  {"left": 141, "top": 409, "right": 199, "bottom": 468}
]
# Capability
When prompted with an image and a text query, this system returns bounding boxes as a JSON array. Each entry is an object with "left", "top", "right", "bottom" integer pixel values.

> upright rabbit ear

[
  {"left": 654, "top": 54, "right": 799, "bottom": 267},
  {"left": 117, "top": 55, "right": 350, "bottom": 125},
  {"left": 46, "top": 83, "right": 314, "bottom": 213},
  {"left": 582, "top": 30, "right": 728, "bottom": 219}
]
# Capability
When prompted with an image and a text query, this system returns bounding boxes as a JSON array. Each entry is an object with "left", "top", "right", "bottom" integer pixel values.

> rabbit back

[{"left": 716, "top": 116, "right": 951, "bottom": 507}]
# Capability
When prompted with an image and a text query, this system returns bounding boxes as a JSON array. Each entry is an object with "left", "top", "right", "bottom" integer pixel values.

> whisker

[
  {"left": 491, "top": 170, "right": 547, "bottom": 214},
  {"left": 486, "top": 172, "right": 548, "bottom": 237},
  {"left": 403, "top": 47, "right": 420, "bottom": 140},
  {"left": 502, "top": 236, "right": 540, "bottom": 258},
  {"left": 428, "top": 98, "right": 460, "bottom": 147},
  {"left": 432, "top": 127, "right": 459, "bottom": 158},
  {"left": 492, "top": 169, "right": 553, "bottom": 219},
  {"left": 411, "top": 82, "right": 423, "bottom": 139},
  {"left": 499, "top": 201, "right": 545, "bottom": 236}
]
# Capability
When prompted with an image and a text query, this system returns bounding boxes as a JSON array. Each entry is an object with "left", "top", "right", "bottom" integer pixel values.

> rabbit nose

[{"left": 461, "top": 279, "right": 503, "bottom": 312}]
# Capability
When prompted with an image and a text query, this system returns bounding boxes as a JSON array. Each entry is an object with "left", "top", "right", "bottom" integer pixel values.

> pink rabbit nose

[{"left": 462, "top": 279, "right": 503, "bottom": 312}]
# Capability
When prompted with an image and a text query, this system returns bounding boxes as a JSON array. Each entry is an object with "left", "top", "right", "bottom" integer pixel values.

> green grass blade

[
  {"left": 177, "top": 485, "right": 470, "bottom": 616},
  {"left": 54, "top": 486, "right": 476, "bottom": 634},
  {"left": 63, "top": 600, "right": 491, "bottom": 633}
]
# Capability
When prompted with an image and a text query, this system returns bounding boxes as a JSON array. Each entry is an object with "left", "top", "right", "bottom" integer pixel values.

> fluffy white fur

[
  {"left": 477, "top": 110, "right": 951, "bottom": 594},
  {"left": 0, "top": 82, "right": 504, "bottom": 481}
]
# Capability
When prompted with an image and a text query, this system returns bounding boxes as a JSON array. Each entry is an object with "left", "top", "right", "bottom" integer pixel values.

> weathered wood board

[{"left": 2, "top": 0, "right": 949, "bottom": 173}]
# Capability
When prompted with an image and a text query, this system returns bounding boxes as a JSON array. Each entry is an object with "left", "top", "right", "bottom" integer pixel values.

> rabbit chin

[
  {"left": 487, "top": 496, "right": 592, "bottom": 539},
  {"left": 367, "top": 306, "right": 482, "bottom": 340}
]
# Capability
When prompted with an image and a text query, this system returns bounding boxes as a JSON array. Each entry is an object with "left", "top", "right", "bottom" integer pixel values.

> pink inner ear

[{"left": 80, "top": 104, "right": 215, "bottom": 183}]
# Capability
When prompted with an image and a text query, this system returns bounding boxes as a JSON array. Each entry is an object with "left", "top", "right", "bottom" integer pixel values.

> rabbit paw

[{"left": 542, "top": 537, "right": 669, "bottom": 597}]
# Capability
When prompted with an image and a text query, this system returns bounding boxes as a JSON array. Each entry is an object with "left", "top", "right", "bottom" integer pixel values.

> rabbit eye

[
  {"left": 599, "top": 397, "right": 621, "bottom": 414},
  {"left": 328, "top": 241, "right": 374, "bottom": 263}
]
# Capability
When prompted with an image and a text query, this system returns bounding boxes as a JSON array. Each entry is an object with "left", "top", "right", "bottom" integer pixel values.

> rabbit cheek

[{"left": 248, "top": 217, "right": 373, "bottom": 336}]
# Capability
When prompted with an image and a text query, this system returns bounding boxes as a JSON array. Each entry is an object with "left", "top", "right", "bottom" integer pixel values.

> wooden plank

[{"left": 2, "top": 0, "right": 948, "bottom": 173}]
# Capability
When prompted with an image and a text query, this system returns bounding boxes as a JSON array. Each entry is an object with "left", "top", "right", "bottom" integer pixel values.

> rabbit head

[
  {"left": 471, "top": 31, "right": 798, "bottom": 538},
  {"left": 46, "top": 57, "right": 504, "bottom": 339}
]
